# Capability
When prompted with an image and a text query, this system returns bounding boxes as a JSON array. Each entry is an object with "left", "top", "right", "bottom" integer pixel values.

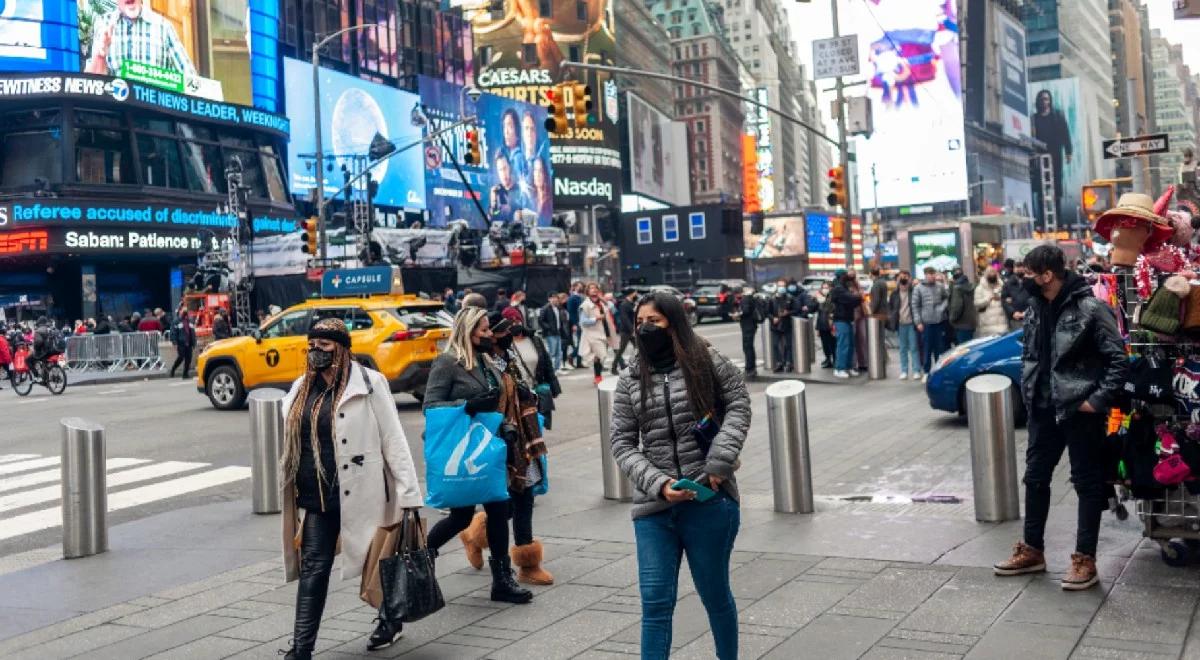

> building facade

[
  {"left": 1150, "top": 32, "right": 1198, "bottom": 179},
  {"left": 1109, "top": 0, "right": 1157, "bottom": 194}
]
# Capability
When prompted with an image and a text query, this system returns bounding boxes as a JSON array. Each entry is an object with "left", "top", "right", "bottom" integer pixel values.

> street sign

[
  {"left": 320, "top": 266, "right": 394, "bottom": 296},
  {"left": 813, "top": 35, "right": 860, "bottom": 80},
  {"left": 1102, "top": 133, "right": 1169, "bottom": 159}
]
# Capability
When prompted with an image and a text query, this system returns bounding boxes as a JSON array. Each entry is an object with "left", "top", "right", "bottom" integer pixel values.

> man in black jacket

[
  {"left": 738, "top": 287, "right": 763, "bottom": 377},
  {"left": 538, "top": 293, "right": 570, "bottom": 373},
  {"left": 1002, "top": 262, "right": 1031, "bottom": 330},
  {"left": 993, "top": 245, "right": 1127, "bottom": 591},
  {"left": 830, "top": 271, "right": 862, "bottom": 378},
  {"left": 768, "top": 280, "right": 794, "bottom": 372},
  {"left": 610, "top": 289, "right": 637, "bottom": 375}
]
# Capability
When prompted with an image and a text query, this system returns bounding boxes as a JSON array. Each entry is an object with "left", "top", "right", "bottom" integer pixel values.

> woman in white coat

[
  {"left": 974, "top": 266, "right": 1010, "bottom": 337},
  {"left": 279, "top": 318, "right": 422, "bottom": 660}
]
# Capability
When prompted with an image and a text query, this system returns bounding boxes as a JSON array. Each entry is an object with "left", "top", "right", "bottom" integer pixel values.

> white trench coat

[{"left": 280, "top": 362, "right": 423, "bottom": 582}]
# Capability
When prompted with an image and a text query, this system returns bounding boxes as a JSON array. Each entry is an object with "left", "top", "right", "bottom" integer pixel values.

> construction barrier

[{"left": 64, "top": 332, "right": 164, "bottom": 372}]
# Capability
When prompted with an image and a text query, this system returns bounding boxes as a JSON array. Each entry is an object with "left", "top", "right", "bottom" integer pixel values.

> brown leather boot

[
  {"left": 458, "top": 512, "right": 488, "bottom": 570},
  {"left": 993, "top": 541, "right": 1046, "bottom": 576},
  {"left": 510, "top": 540, "right": 554, "bottom": 585},
  {"left": 1061, "top": 553, "right": 1099, "bottom": 591}
]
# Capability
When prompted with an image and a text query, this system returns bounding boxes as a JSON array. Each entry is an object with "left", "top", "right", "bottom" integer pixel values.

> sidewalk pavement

[{"left": 0, "top": 375, "right": 1196, "bottom": 659}]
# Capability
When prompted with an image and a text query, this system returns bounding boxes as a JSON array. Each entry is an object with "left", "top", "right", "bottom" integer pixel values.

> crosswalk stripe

[
  {"left": 0, "top": 461, "right": 206, "bottom": 511},
  {"left": 0, "top": 454, "right": 37, "bottom": 465},
  {"left": 0, "top": 457, "right": 59, "bottom": 475},
  {"left": 0, "top": 458, "right": 150, "bottom": 494},
  {"left": 0, "top": 466, "right": 251, "bottom": 541}
]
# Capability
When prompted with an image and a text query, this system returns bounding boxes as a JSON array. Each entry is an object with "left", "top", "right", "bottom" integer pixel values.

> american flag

[{"left": 805, "top": 212, "right": 864, "bottom": 272}]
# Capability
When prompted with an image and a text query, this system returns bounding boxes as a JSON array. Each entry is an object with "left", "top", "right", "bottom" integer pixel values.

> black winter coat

[
  {"left": 423, "top": 352, "right": 502, "bottom": 410},
  {"left": 1020, "top": 273, "right": 1128, "bottom": 422},
  {"left": 830, "top": 284, "right": 862, "bottom": 322},
  {"left": 1002, "top": 275, "right": 1031, "bottom": 322}
]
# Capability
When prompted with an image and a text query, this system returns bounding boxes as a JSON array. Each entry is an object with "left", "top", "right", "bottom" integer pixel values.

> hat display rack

[{"left": 1092, "top": 186, "right": 1200, "bottom": 565}]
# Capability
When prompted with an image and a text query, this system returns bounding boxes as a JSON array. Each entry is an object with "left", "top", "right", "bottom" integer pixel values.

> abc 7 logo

[{"left": 106, "top": 79, "right": 130, "bottom": 102}]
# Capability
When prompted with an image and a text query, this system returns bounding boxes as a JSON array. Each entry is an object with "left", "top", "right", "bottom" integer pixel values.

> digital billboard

[
  {"left": 469, "top": 0, "right": 622, "bottom": 207},
  {"left": 418, "top": 75, "right": 553, "bottom": 229},
  {"left": 627, "top": 92, "right": 689, "bottom": 207},
  {"left": 911, "top": 229, "right": 960, "bottom": 272},
  {"left": 995, "top": 9, "right": 1029, "bottom": 140},
  {"left": 1029, "top": 77, "right": 1087, "bottom": 229},
  {"left": 745, "top": 87, "right": 774, "bottom": 212},
  {"left": 283, "top": 57, "right": 426, "bottom": 210},
  {"left": 850, "top": 0, "right": 967, "bottom": 209},
  {"left": 744, "top": 215, "right": 804, "bottom": 259},
  {"left": 0, "top": 0, "right": 279, "bottom": 110}
]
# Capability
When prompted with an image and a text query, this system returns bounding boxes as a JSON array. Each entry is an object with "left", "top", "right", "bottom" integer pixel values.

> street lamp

[{"left": 312, "top": 23, "right": 376, "bottom": 261}]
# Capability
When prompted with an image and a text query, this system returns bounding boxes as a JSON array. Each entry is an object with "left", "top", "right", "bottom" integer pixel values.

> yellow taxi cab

[{"left": 196, "top": 294, "right": 450, "bottom": 410}]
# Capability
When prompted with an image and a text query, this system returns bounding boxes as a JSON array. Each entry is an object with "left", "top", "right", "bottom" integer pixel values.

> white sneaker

[
  {"left": 921, "top": 374, "right": 928, "bottom": 383},
  {"left": 833, "top": 370, "right": 849, "bottom": 379},
  {"left": 848, "top": 370, "right": 860, "bottom": 377},
  {"left": 899, "top": 372, "right": 908, "bottom": 380}
]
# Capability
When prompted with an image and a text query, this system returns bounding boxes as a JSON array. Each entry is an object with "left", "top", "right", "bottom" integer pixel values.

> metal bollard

[
  {"left": 793, "top": 317, "right": 814, "bottom": 375},
  {"left": 248, "top": 389, "right": 287, "bottom": 514},
  {"left": 597, "top": 378, "right": 633, "bottom": 501},
  {"left": 965, "top": 374, "right": 1020, "bottom": 522},
  {"left": 61, "top": 418, "right": 107, "bottom": 558},
  {"left": 867, "top": 318, "right": 887, "bottom": 380},
  {"left": 765, "top": 381, "right": 814, "bottom": 513},
  {"left": 760, "top": 318, "right": 776, "bottom": 373}
]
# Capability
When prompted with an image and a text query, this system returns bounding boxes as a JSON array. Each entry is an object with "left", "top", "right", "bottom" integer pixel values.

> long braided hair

[{"left": 281, "top": 318, "right": 353, "bottom": 492}]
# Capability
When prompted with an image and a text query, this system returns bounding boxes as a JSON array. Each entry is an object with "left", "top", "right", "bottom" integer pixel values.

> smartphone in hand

[{"left": 672, "top": 478, "right": 717, "bottom": 502}]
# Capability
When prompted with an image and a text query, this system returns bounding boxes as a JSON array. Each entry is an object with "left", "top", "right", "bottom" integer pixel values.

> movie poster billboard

[
  {"left": 1028, "top": 77, "right": 1089, "bottom": 229},
  {"left": 469, "top": 0, "right": 622, "bottom": 207},
  {"left": 0, "top": 0, "right": 279, "bottom": 109},
  {"left": 743, "top": 215, "right": 805, "bottom": 259},
  {"left": 849, "top": 0, "right": 967, "bottom": 209},
  {"left": 627, "top": 92, "right": 689, "bottom": 207},
  {"left": 419, "top": 75, "right": 553, "bottom": 229},
  {"left": 995, "top": 9, "right": 1029, "bottom": 139},
  {"left": 283, "top": 57, "right": 425, "bottom": 210}
]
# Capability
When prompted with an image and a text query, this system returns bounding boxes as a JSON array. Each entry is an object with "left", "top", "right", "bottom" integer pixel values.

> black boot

[
  {"left": 367, "top": 617, "right": 402, "bottom": 651},
  {"left": 489, "top": 556, "right": 533, "bottom": 604},
  {"left": 281, "top": 642, "right": 312, "bottom": 660}
]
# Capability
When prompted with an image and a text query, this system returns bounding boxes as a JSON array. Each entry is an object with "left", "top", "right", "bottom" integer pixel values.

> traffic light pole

[{"left": 831, "top": 0, "right": 854, "bottom": 272}]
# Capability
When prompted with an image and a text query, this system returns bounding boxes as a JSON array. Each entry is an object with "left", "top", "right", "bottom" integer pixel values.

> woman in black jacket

[
  {"left": 609, "top": 292, "right": 751, "bottom": 660},
  {"left": 422, "top": 306, "right": 535, "bottom": 604}
]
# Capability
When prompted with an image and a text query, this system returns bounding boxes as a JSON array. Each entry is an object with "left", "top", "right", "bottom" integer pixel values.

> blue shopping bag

[
  {"left": 423, "top": 405, "right": 509, "bottom": 509},
  {"left": 532, "top": 414, "right": 549, "bottom": 496}
]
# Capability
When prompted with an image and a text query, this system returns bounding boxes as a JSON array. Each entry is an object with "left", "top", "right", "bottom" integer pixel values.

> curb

[{"left": 66, "top": 371, "right": 174, "bottom": 387}]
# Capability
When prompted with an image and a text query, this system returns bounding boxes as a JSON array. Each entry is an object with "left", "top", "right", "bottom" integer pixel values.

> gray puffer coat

[{"left": 610, "top": 348, "right": 751, "bottom": 519}]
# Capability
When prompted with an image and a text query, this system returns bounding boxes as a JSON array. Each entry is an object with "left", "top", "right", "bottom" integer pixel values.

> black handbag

[{"left": 379, "top": 511, "right": 445, "bottom": 624}]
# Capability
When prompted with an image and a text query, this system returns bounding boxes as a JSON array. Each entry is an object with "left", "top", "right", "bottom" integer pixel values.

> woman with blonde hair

[
  {"left": 280, "top": 318, "right": 422, "bottom": 659},
  {"left": 422, "top": 306, "right": 536, "bottom": 603},
  {"left": 974, "top": 266, "right": 1009, "bottom": 337}
]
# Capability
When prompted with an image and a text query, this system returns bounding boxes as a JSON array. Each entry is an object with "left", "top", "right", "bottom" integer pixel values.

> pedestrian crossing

[{"left": 0, "top": 454, "right": 251, "bottom": 543}]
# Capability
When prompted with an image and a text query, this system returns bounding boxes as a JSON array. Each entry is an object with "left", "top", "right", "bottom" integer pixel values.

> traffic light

[
  {"left": 830, "top": 216, "right": 845, "bottom": 242},
  {"left": 826, "top": 166, "right": 847, "bottom": 208},
  {"left": 544, "top": 84, "right": 568, "bottom": 135},
  {"left": 1081, "top": 182, "right": 1116, "bottom": 222},
  {"left": 301, "top": 217, "right": 319, "bottom": 255},
  {"left": 463, "top": 129, "right": 481, "bottom": 165},
  {"left": 570, "top": 82, "right": 593, "bottom": 128}
]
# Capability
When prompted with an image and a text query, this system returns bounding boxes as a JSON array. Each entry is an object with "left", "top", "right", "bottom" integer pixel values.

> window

[
  {"left": 263, "top": 310, "right": 311, "bottom": 337},
  {"left": 0, "top": 108, "right": 62, "bottom": 187},
  {"left": 575, "top": 0, "right": 587, "bottom": 20},
  {"left": 636, "top": 217, "right": 652, "bottom": 244},
  {"left": 689, "top": 212, "right": 706, "bottom": 239},
  {"left": 312, "top": 307, "right": 375, "bottom": 331},
  {"left": 75, "top": 111, "right": 132, "bottom": 185},
  {"left": 538, "top": 0, "right": 552, "bottom": 16},
  {"left": 568, "top": 45, "right": 582, "bottom": 62},
  {"left": 696, "top": 120, "right": 705, "bottom": 133},
  {"left": 662, "top": 215, "right": 679, "bottom": 242},
  {"left": 137, "top": 134, "right": 185, "bottom": 189}
]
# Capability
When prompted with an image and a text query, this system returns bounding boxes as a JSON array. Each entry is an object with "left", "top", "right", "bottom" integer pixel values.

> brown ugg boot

[
  {"left": 458, "top": 512, "right": 488, "bottom": 570},
  {"left": 511, "top": 540, "right": 554, "bottom": 585}
]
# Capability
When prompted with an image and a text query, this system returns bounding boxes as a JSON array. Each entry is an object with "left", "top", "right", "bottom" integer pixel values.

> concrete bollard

[
  {"left": 867, "top": 318, "right": 887, "bottom": 380},
  {"left": 597, "top": 378, "right": 633, "bottom": 501},
  {"left": 248, "top": 389, "right": 287, "bottom": 514},
  {"left": 760, "top": 318, "right": 776, "bottom": 373},
  {"left": 793, "top": 317, "right": 814, "bottom": 375},
  {"left": 965, "top": 374, "right": 1020, "bottom": 522},
  {"left": 765, "top": 380, "right": 814, "bottom": 513},
  {"left": 61, "top": 417, "right": 107, "bottom": 558}
]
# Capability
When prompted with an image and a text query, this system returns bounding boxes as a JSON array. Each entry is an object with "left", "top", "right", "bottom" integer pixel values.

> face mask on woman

[
  {"left": 787, "top": 285, "right": 797, "bottom": 293},
  {"left": 475, "top": 336, "right": 494, "bottom": 352},
  {"left": 496, "top": 335, "right": 514, "bottom": 350},
  {"left": 307, "top": 348, "right": 335, "bottom": 371},
  {"left": 986, "top": 274, "right": 999, "bottom": 284},
  {"left": 637, "top": 323, "right": 672, "bottom": 360}
]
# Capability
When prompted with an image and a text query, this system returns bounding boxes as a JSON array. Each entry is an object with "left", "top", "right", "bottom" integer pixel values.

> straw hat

[{"left": 1093, "top": 191, "right": 1174, "bottom": 247}]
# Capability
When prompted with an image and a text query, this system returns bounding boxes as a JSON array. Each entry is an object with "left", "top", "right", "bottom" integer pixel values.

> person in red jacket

[
  {"left": 0, "top": 327, "right": 12, "bottom": 390},
  {"left": 137, "top": 313, "right": 163, "bottom": 333}
]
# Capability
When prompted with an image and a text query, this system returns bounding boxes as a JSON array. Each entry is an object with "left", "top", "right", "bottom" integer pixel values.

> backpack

[{"left": 751, "top": 297, "right": 767, "bottom": 324}]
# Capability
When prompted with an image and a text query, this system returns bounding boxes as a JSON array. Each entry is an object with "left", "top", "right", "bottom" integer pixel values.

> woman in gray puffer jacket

[{"left": 610, "top": 292, "right": 751, "bottom": 660}]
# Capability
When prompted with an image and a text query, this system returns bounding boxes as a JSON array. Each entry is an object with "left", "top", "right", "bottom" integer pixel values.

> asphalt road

[{"left": 0, "top": 322, "right": 748, "bottom": 557}]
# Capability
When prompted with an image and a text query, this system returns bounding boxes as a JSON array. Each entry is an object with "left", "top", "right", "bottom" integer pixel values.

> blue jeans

[
  {"left": 545, "top": 335, "right": 562, "bottom": 371},
  {"left": 833, "top": 320, "right": 854, "bottom": 371},
  {"left": 920, "top": 322, "right": 945, "bottom": 374},
  {"left": 897, "top": 323, "right": 918, "bottom": 374},
  {"left": 634, "top": 493, "right": 740, "bottom": 660}
]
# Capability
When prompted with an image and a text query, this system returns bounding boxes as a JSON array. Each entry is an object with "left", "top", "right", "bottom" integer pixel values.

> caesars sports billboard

[
  {"left": 0, "top": 0, "right": 280, "bottom": 110},
  {"left": 470, "top": 0, "right": 622, "bottom": 207},
  {"left": 419, "top": 76, "right": 553, "bottom": 229}
]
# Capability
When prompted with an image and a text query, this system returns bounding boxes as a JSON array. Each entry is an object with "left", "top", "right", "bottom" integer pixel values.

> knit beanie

[{"left": 1140, "top": 285, "right": 1183, "bottom": 335}]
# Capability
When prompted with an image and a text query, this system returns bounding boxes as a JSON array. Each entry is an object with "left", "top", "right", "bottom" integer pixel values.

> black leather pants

[{"left": 293, "top": 509, "right": 340, "bottom": 653}]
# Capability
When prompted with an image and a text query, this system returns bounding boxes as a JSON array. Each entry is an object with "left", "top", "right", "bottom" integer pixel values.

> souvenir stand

[{"left": 1094, "top": 187, "right": 1200, "bottom": 566}]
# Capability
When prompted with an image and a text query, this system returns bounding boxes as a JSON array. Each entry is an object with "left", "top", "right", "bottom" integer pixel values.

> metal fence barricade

[
  {"left": 122, "top": 332, "right": 163, "bottom": 370},
  {"left": 63, "top": 332, "right": 163, "bottom": 372},
  {"left": 64, "top": 336, "right": 98, "bottom": 372},
  {"left": 95, "top": 335, "right": 125, "bottom": 371}
]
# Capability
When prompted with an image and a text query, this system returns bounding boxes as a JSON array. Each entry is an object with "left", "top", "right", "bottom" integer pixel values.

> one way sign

[{"left": 1103, "top": 133, "right": 1170, "bottom": 159}]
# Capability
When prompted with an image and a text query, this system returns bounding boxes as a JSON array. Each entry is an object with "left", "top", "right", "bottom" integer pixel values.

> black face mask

[
  {"left": 496, "top": 335, "right": 514, "bottom": 350},
  {"left": 307, "top": 348, "right": 335, "bottom": 371},
  {"left": 637, "top": 323, "right": 673, "bottom": 361},
  {"left": 1022, "top": 277, "right": 1043, "bottom": 296},
  {"left": 475, "top": 336, "right": 494, "bottom": 352},
  {"left": 986, "top": 275, "right": 999, "bottom": 284},
  {"left": 898, "top": 278, "right": 909, "bottom": 285}
]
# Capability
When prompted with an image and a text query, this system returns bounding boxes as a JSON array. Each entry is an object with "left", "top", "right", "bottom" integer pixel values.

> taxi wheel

[{"left": 206, "top": 365, "right": 247, "bottom": 410}]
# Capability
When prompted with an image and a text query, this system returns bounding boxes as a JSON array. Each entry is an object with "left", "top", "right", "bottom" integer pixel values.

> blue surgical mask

[{"left": 787, "top": 285, "right": 797, "bottom": 293}]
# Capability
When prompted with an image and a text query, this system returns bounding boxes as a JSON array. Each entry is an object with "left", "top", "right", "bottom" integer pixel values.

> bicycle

[{"left": 12, "top": 346, "right": 67, "bottom": 396}]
